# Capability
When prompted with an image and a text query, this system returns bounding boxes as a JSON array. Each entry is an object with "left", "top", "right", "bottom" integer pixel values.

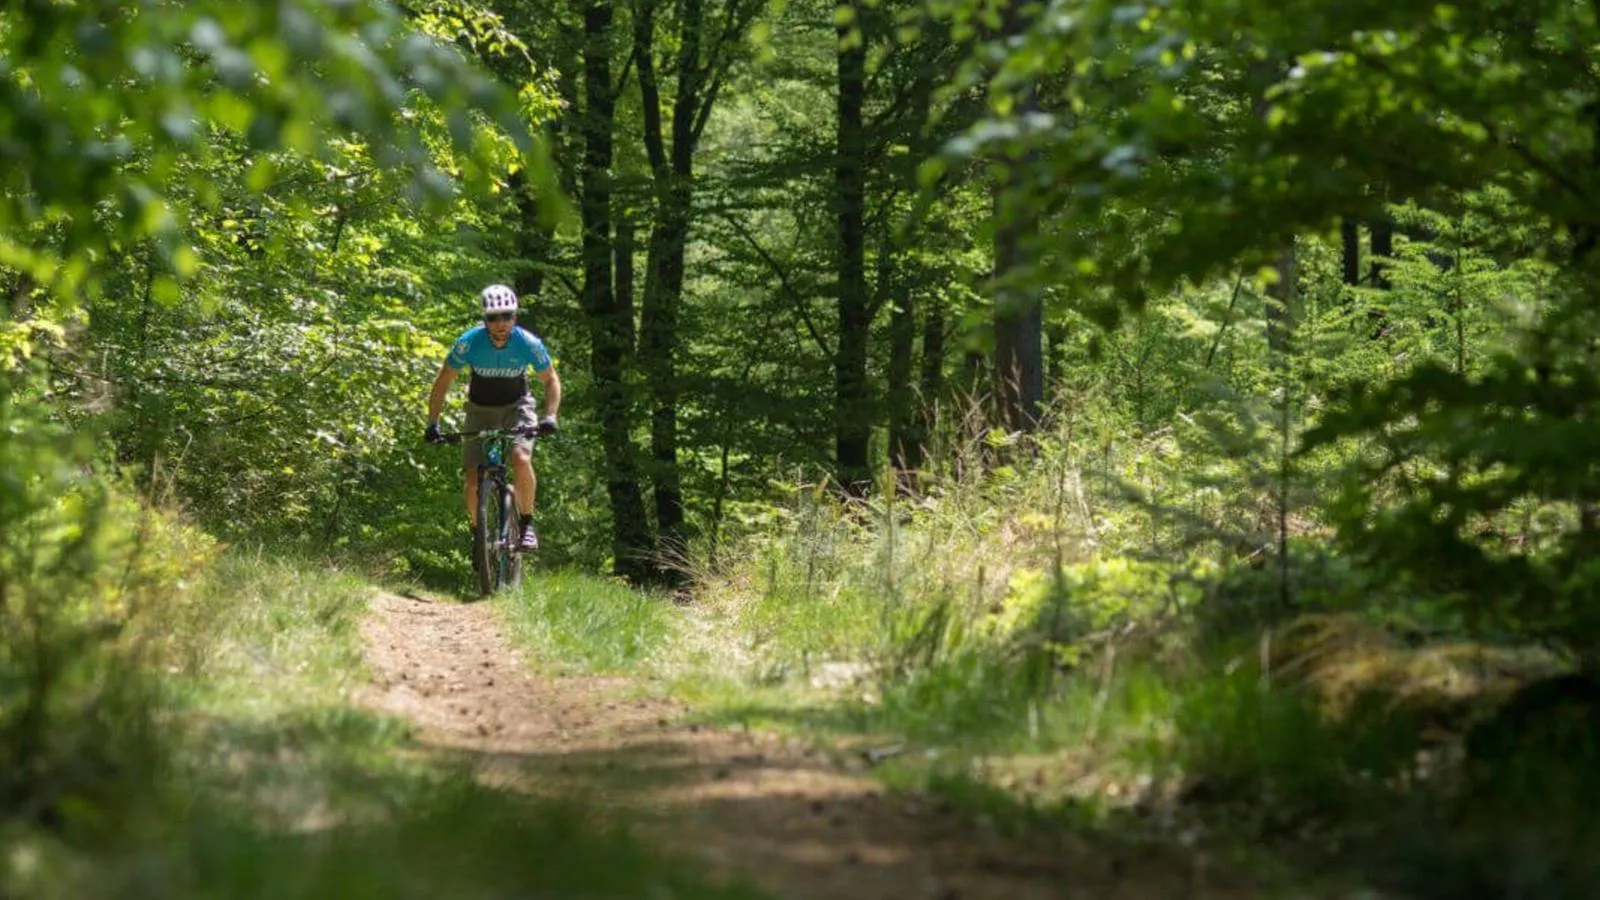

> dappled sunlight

[{"left": 353, "top": 590, "right": 1322, "bottom": 900}]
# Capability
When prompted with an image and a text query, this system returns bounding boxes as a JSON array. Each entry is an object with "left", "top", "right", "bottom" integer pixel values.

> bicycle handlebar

[{"left": 433, "top": 426, "right": 539, "bottom": 445}]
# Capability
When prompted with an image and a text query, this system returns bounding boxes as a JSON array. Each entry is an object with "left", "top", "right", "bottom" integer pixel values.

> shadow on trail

[
  {"left": 467, "top": 696, "right": 1600, "bottom": 900},
  {"left": 402, "top": 728, "right": 1261, "bottom": 900}
]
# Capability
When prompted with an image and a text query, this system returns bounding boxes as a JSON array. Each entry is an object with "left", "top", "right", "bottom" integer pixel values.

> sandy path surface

[{"left": 355, "top": 591, "right": 1262, "bottom": 900}]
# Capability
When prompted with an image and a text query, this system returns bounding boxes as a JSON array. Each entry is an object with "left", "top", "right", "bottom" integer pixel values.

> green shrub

[{"left": 0, "top": 369, "right": 216, "bottom": 834}]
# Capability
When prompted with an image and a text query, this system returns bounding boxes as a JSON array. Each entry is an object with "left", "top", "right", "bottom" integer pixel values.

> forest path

[{"left": 354, "top": 590, "right": 1257, "bottom": 900}]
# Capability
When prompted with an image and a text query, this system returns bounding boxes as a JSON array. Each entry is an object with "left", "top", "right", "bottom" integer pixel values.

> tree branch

[{"left": 717, "top": 211, "right": 834, "bottom": 358}]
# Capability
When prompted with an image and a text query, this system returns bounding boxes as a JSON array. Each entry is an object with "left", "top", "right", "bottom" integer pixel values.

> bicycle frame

[{"left": 436, "top": 426, "right": 538, "bottom": 595}]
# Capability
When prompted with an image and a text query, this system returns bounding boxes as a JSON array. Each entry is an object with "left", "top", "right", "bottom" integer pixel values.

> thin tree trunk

[
  {"left": 918, "top": 299, "right": 944, "bottom": 467},
  {"left": 1371, "top": 215, "right": 1394, "bottom": 289},
  {"left": 920, "top": 300, "right": 945, "bottom": 408},
  {"left": 993, "top": 175, "right": 1044, "bottom": 433},
  {"left": 834, "top": 0, "right": 871, "bottom": 493},
  {"left": 581, "top": 0, "right": 653, "bottom": 582},
  {"left": 133, "top": 252, "right": 157, "bottom": 476},
  {"left": 1266, "top": 240, "right": 1298, "bottom": 613},
  {"left": 614, "top": 209, "right": 635, "bottom": 345},
  {"left": 635, "top": 0, "right": 723, "bottom": 571},
  {"left": 511, "top": 169, "right": 556, "bottom": 308},
  {"left": 1340, "top": 217, "right": 1360, "bottom": 286},
  {"left": 1365, "top": 214, "right": 1394, "bottom": 339},
  {"left": 1266, "top": 241, "right": 1298, "bottom": 360},
  {"left": 887, "top": 285, "right": 916, "bottom": 482},
  {"left": 991, "top": 1, "right": 1043, "bottom": 435}
]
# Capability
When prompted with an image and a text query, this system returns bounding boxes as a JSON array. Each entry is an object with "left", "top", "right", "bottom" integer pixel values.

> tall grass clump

[
  {"left": 495, "top": 568, "right": 680, "bottom": 674},
  {"left": 171, "top": 551, "right": 374, "bottom": 717}
]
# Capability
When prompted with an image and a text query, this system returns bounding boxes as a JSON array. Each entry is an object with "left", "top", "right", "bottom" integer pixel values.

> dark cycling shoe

[{"left": 518, "top": 525, "right": 539, "bottom": 553}]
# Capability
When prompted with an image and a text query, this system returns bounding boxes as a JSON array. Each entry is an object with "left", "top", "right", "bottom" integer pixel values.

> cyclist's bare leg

[{"left": 511, "top": 447, "right": 536, "bottom": 517}]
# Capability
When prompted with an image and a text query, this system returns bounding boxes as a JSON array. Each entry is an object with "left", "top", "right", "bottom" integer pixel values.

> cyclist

[{"left": 425, "top": 284, "right": 560, "bottom": 552}]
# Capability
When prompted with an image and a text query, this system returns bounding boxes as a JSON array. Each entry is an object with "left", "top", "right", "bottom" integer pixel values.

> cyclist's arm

[
  {"left": 427, "top": 362, "right": 458, "bottom": 424},
  {"left": 537, "top": 366, "right": 561, "bottom": 418}
]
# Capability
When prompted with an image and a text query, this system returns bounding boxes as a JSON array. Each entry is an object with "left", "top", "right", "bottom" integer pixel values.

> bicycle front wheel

[
  {"left": 473, "top": 471, "right": 506, "bottom": 597},
  {"left": 500, "top": 480, "right": 523, "bottom": 590},
  {"left": 474, "top": 469, "right": 523, "bottom": 596}
]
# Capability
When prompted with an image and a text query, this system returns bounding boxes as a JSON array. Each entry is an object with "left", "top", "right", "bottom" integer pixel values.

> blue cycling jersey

[{"left": 445, "top": 325, "right": 553, "bottom": 406}]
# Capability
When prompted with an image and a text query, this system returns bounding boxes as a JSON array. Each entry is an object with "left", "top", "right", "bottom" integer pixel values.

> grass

[
  {"left": 2, "top": 550, "right": 767, "bottom": 900},
  {"left": 494, "top": 567, "right": 680, "bottom": 675}
]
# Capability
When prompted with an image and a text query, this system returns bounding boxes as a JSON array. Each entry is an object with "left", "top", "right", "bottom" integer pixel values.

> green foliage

[
  {"left": 0, "top": 365, "right": 216, "bottom": 834},
  {"left": 0, "top": 0, "right": 548, "bottom": 298},
  {"left": 1171, "top": 666, "right": 1420, "bottom": 817},
  {"left": 981, "top": 559, "right": 1205, "bottom": 669},
  {"left": 925, "top": 0, "right": 1600, "bottom": 663},
  {"left": 1305, "top": 313, "right": 1600, "bottom": 659},
  {"left": 494, "top": 569, "right": 679, "bottom": 674}
]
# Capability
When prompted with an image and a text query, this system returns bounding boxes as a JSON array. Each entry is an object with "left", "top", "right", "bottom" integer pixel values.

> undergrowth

[{"left": 676, "top": 413, "right": 1600, "bottom": 899}]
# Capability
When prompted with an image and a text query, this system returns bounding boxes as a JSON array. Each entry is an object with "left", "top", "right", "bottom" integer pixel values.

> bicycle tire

[
  {"left": 500, "top": 480, "right": 523, "bottom": 590},
  {"left": 473, "top": 470, "right": 502, "bottom": 597}
]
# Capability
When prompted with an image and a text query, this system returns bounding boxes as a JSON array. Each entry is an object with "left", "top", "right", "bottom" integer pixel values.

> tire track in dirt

[{"left": 355, "top": 591, "right": 1259, "bottom": 900}]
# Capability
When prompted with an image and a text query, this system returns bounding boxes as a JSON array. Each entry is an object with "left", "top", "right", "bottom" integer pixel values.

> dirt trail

[{"left": 355, "top": 591, "right": 1255, "bottom": 900}]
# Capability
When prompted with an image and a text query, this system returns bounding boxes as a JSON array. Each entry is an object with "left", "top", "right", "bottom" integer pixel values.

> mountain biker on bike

[{"left": 424, "top": 284, "right": 560, "bottom": 552}]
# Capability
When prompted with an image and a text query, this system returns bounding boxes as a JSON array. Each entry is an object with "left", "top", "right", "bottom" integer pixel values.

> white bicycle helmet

[{"left": 480, "top": 283, "right": 518, "bottom": 316}]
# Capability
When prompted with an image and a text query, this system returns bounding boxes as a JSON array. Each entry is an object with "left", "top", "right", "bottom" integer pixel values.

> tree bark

[
  {"left": 991, "top": 1, "right": 1043, "bottom": 435},
  {"left": 887, "top": 284, "right": 917, "bottom": 481},
  {"left": 1266, "top": 240, "right": 1299, "bottom": 360},
  {"left": 1340, "top": 217, "right": 1361, "bottom": 286},
  {"left": 1366, "top": 214, "right": 1394, "bottom": 338},
  {"left": 1371, "top": 215, "right": 1394, "bottom": 289},
  {"left": 634, "top": 0, "right": 688, "bottom": 568},
  {"left": 633, "top": 0, "right": 756, "bottom": 563},
  {"left": 834, "top": 0, "right": 871, "bottom": 493},
  {"left": 614, "top": 208, "right": 635, "bottom": 348},
  {"left": 580, "top": 0, "right": 654, "bottom": 582},
  {"left": 993, "top": 175, "right": 1044, "bottom": 433},
  {"left": 917, "top": 298, "right": 944, "bottom": 463}
]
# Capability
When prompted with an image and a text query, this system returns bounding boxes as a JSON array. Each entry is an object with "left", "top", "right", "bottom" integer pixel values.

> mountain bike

[{"left": 435, "top": 426, "right": 535, "bottom": 596}]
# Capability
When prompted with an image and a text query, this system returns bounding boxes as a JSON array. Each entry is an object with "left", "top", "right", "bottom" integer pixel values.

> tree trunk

[
  {"left": 991, "top": 2, "right": 1043, "bottom": 435},
  {"left": 887, "top": 286, "right": 917, "bottom": 481},
  {"left": 580, "top": 0, "right": 654, "bottom": 582},
  {"left": 614, "top": 208, "right": 635, "bottom": 341},
  {"left": 918, "top": 299, "right": 944, "bottom": 463},
  {"left": 1366, "top": 214, "right": 1394, "bottom": 338},
  {"left": 640, "top": 188, "right": 690, "bottom": 567},
  {"left": 993, "top": 181, "right": 1043, "bottom": 433},
  {"left": 1371, "top": 215, "right": 1394, "bottom": 289},
  {"left": 920, "top": 300, "right": 944, "bottom": 407},
  {"left": 634, "top": 0, "right": 729, "bottom": 570},
  {"left": 511, "top": 169, "right": 557, "bottom": 311},
  {"left": 1340, "top": 217, "right": 1361, "bottom": 286},
  {"left": 1265, "top": 241, "right": 1299, "bottom": 359},
  {"left": 834, "top": 0, "right": 871, "bottom": 493}
]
